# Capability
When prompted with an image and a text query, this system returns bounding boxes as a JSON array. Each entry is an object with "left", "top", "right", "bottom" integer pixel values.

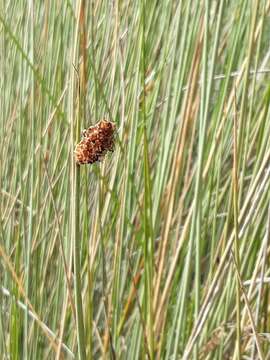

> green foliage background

[{"left": 1, "top": 1, "right": 270, "bottom": 359}]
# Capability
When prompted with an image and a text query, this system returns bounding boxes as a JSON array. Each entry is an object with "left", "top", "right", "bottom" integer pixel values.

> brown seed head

[{"left": 74, "top": 119, "right": 116, "bottom": 165}]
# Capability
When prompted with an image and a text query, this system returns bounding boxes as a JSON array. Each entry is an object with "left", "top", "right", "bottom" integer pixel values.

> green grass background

[{"left": 1, "top": 1, "right": 270, "bottom": 359}]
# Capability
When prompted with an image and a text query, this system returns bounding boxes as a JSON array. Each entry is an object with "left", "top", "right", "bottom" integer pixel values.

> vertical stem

[
  {"left": 79, "top": 2, "right": 88, "bottom": 357},
  {"left": 233, "top": 88, "right": 241, "bottom": 360},
  {"left": 141, "top": 0, "right": 154, "bottom": 358},
  {"left": 70, "top": 1, "right": 86, "bottom": 359},
  {"left": 73, "top": 156, "right": 86, "bottom": 360},
  {"left": 25, "top": 2, "right": 34, "bottom": 358}
]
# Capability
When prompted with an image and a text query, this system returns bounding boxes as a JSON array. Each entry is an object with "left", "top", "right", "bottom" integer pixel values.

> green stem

[
  {"left": 25, "top": 2, "right": 35, "bottom": 358},
  {"left": 73, "top": 162, "right": 86, "bottom": 360},
  {"left": 70, "top": 2, "right": 86, "bottom": 359},
  {"left": 141, "top": 0, "right": 154, "bottom": 358},
  {"left": 233, "top": 88, "right": 241, "bottom": 360}
]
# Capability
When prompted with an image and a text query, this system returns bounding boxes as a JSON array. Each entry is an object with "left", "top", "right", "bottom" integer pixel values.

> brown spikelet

[{"left": 74, "top": 119, "right": 116, "bottom": 165}]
